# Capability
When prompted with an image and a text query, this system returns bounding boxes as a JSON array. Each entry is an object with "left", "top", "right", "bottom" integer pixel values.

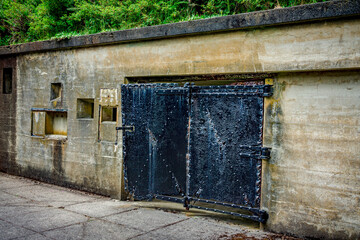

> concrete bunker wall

[
  {"left": 0, "top": 6, "right": 359, "bottom": 240},
  {"left": 262, "top": 71, "right": 360, "bottom": 239},
  {"left": 15, "top": 51, "right": 123, "bottom": 198},
  {"left": 0, "top": 57, "right": 17, "bottom": 174}
]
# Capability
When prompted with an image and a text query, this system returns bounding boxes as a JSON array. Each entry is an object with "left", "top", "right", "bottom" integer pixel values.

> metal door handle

[
  {"left": 116, "top": 126, "right": 134, "bottom": 132},
  {"left": 115, "top": 126, "right": 134, "bottom": 145}
]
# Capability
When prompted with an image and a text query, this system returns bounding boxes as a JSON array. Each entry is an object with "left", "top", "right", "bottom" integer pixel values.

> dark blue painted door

[
  {"left": 121, "top": 83, "right": 266, "bottom": 209},
  {"left": 188, "top": 85, "right": 264, "bottom": 208},
  {"left": 121, "top": 84, "right": 188, "bottom": 200}
]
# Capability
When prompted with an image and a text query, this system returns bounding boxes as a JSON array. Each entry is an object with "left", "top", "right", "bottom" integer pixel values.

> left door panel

[{"left": 121, "top": 84, "right": 188, "bottom": 199}]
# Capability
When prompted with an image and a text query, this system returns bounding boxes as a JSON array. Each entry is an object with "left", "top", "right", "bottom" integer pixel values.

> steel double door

[{"left": 121, "top": 83, "right": 271, "bottom": 222}]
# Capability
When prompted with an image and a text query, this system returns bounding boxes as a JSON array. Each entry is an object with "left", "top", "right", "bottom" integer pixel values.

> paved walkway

[{"left": 0, "top": 173, "right": 299, "bottom": 240}]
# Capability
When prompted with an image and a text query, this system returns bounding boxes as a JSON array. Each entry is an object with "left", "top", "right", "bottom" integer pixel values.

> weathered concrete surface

[
  {"left": 0, "top": 172, "right": 300, "bottom": 240},
  {"left": 0, "top": 0, "right": 359, "bottom": 56},
  {"left": 71, "top": 17, "right": 360, "bottom": 75},
  {"left": 262, "top": 71, "right": 360, "bottom": 239},
  {"left": 0, "top": 57, "right": 17, "bottom": 175},
  {"left": 14, "top": 51, "right": 123, "bottom": 199}
]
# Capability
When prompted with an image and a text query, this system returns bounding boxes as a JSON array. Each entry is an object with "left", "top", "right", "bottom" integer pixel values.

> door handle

[
  {"left": 115, "top": 126, "right": 134, "bottom": 145},
  {"left": 116, "top": 126, "right": 135, "bottom": 132}
]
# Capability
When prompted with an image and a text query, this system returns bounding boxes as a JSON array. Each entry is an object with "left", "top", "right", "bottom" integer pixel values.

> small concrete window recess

[
  {"left": 77, "top": 99, "right": 94, "bottom": 119},
  {"left": 46, "top": 111, "right": 67, "bottom": 136},
  {"left": 2, "top": 68, "right": 12, "bottom": 94},
  {"left": 31, "top": 109, "right": 67, "bottom": 139},
  {"left": 50, "top": 83, "right": 62, "bottom": 107},
  {"left": 101, "top": 107, "right": 117, "bottom": 122}
]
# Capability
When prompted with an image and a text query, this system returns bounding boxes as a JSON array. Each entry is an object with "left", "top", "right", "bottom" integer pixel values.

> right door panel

[{"left": 189, "top": 86, "right": 264, "bottom": 207}]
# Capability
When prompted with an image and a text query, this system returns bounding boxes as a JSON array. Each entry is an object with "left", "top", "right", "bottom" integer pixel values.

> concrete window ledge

[{"left": 44, "top": 135, "right": 68, "bottom": 141}]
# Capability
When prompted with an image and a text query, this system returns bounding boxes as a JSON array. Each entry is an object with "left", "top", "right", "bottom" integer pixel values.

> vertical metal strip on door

[{"left": 121, "top": 84, "right": 188, "bottom": 200}]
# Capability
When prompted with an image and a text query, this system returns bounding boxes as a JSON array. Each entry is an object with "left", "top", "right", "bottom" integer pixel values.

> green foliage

[
  {"left": 1, "top": 0, "right": 34, "bottom": 44},
  {"left": 0, "top": 0, "right": 328, "bottom": 46}
]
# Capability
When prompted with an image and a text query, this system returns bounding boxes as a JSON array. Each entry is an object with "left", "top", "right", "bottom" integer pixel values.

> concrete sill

[
  {"left": 77, "top": 118, "right": 94, "bottom": 121},
  {"left": 31, "top": 135, "right": 67, "bottom": 141},
  {"left": 31, "top": 135, "right": 44, "bottom": 139},
  {"left": 45, "top": 135, "right": 67, "bottom": 141}
]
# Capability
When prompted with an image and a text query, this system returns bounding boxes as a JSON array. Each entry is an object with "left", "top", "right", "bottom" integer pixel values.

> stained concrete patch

[
  {"left": 4, "top": 208, "right": 88, "bottom": 232},
  {"left": 104, "top": 208, "right": 189, "bottom": 232},
  {"left": 13, "top": 233, "right": 51, "bottom": 240},
  {"left": 0, "top": 219, "right": 36, "bottom": 240},
  {"left": 132, "top": 217, "right": 244, "bottom": 240},
  {"left": 65, "top": 200, "right": 136, "bottom": 218},
  {"left": 3, "top": 184, "right": 98, "bottom": 207},
  {"left": 0, "top": 190, "right": 30, "bottom": 205},
  {"left": 43, "top": 219, "right": 144, "bottom": 240},
  {"left": 0, "top": 174, "right": 35, "bottom": 190},
  {"left": 0, "top": 204, "right": 51, "bottom": 219},
  {"left": 130, "top": 233, "right": 166, "bottom": 240},
  {"left": 134, "top": 201, "right": 259, "bottom": 229}
]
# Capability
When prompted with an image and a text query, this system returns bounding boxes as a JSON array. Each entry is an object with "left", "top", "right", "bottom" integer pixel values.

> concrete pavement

[{"left": 0, "top": 172, "right": 299, "bottom": 240}]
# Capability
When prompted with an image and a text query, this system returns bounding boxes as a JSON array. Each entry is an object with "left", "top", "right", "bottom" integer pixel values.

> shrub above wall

[{"left": 0, "top": 0, "right": 329, "bottom": 46}]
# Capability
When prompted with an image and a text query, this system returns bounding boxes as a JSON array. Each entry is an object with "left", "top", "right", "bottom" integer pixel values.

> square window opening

[
  {"left": 3, "top": 68, "right": 12, "bottom": 94},
  {"left": 77, "top": 99, "right": 94, "bottom": 119},
  {"left": 45, "top": 111, "right": 67, "bottom": 136},
  {"left": 50, "top": 83, "right": 62, "bottom": 101},
  {"left": 101, "top": 107, "right": 117, "bottom": 122}
]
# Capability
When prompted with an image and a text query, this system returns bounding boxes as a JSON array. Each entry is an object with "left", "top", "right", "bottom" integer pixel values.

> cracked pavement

[{"left": 0, "top": 172, "right": 300, "bottom": 240}]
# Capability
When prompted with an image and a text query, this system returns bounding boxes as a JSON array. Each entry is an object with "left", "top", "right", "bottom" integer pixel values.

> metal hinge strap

[{"left": 238, "top": 146, "right": 271, "bottom": 160}]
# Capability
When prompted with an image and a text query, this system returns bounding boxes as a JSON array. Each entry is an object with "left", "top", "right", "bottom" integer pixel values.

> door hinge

[
  {"left": 260, "top": 147, "right": 271, "bottom": 159},
  {"left": 238, "top": 145, "right": 271, "bottom": 160},
  {"left": 263, "top": 85, "right": 273, "bottom": 97}
]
